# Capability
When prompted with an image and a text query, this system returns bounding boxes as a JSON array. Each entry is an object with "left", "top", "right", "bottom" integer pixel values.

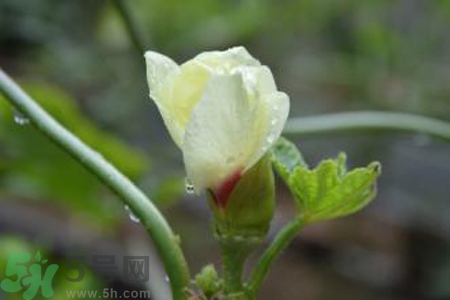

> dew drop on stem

[
  {"left": 124, "top": 205, "right": 140, "bottom": 223},
  {"left": 13, "top": 109, "right": 30, "bottom": 126}
]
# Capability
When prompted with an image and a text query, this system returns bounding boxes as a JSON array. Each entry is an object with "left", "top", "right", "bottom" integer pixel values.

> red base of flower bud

[{"left": 212, "top": 169, "right": 242, "bottom": 208}]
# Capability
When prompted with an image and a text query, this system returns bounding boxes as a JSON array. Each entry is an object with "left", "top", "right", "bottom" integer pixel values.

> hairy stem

[
  {"left": 221, "top": 245, "right": 245, "bottom": 294},
  {"left": 284, "top": 111, "right": 450, "bottom": 142},
  {"left": 247, "top": 217, "right": 305, "bottom": 298},
  {"left": 0, "top": 69, "right": 190, "bottom": 300},
  {"left": 218, "top": 236, "right": 259, "bottom": 300}
]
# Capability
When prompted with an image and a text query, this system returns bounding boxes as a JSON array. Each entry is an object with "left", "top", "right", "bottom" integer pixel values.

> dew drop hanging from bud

[{"left": 185, "top": 178, "right": 195, "bottom": 194}]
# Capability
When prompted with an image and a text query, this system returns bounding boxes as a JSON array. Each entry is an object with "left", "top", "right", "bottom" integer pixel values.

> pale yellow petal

[
  {"left": 183, "top": 73, "right": 263, "bottom": 191},
  {"left": 144, "top": 51, "right": 178, "bottom": 100},
  {"left": 145, "top": 51, "right": 212, "bottom": 147},
  {"left": 246, "top": 91, "right": 290, "bottom": 170},
  {"left": 194, "top": 46, "right": 261, "bottom": 72},
  {"left": 231, "top": 65, "right": 277, "bottom": 103},
  {"left": 168, "top": 61, "right": 211, "bottom": 133}
]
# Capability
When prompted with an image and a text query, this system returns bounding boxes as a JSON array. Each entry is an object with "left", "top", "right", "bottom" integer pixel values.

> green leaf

[
  {"left": 36, "top": 251, "right": 41, "bottom": 262},
  {"left": 271, "top": 138, "right": 381, "bottom": 223},
  {"left": 270, "top": 137, "right": 307, "bottom": 181},
  {"left": 41, "top": 259, "right": 48, "bottom": 264},
  {"left": 288, "top": 152, "right": 381, "bottom": 223}
]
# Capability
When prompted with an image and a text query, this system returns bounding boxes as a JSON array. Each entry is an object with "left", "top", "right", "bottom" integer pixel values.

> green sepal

[
  {"left": 207, "top": 155, "right": 275, "bottom": 240},
  {"left": 271, "top": 137, "right": 381, "bottom": 223}
]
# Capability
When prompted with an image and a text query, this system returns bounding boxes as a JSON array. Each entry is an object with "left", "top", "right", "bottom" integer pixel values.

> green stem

[
  {"left": 0, "top": 69, "right": 190, "bottom": 300},
  {"left": 221, "top": 246, "right": 245, "bottom": 294},
  {"left": 111, "top": 0, "right": 148, "bottom": 55},
  {"left": 284, "top": 111, "right": 450, "bottom": 142},
  {"left": 218, "top": 237, "right": 257, "bottom": 300},
  {"left": 247, "top": 217, "right": 305, "bottom": 298}
]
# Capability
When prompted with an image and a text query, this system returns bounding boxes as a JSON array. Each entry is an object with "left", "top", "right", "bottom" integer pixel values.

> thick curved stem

[
  {"left": 247, "top": 217, "right": 305, "bottom": 298},
  {"left": 0, "top": 69, "right": 190, "bottom": 300},
  {"left": 284, "top": 111, "right": 450, "bottom": 142}
]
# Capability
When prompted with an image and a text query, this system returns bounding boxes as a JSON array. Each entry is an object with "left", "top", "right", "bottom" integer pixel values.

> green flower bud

[
  {"left": 195, "top": 264, "right": 222, "bottom": 298},
  {"left": 207, "top": 155, "right": 275, "bottom": 240}
]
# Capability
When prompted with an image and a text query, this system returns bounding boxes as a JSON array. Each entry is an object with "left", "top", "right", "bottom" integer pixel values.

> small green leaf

[
  {"left": 272, "top": 138, "right": 381, "bottom": 223},
  {"left": 41, "top": 259, "right": 48, "bottom": 264},
  {"left": 288, "top": 153, "right": 381, "bottom": 223},
  {"left": 36, "top": 251, "right": 41, "bottom": 262},
  {"left": 271, "top": 137, "right": 307, "bottom": 181}
]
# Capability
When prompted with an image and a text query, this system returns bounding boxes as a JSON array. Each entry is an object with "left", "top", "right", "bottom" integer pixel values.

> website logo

[{"left": 1, "top": 251, "right": 59, "bottom": 300}]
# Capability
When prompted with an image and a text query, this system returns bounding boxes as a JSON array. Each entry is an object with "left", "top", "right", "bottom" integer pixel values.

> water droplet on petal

[
  {"left": 185, "top": 178, "right": 195, "bottom": 194},
  {"left": 270, "top": 119, "right": 278, "bottom": 126},
  {"left": 266, "top": 136, "right": 275, "bottom": 143},
  {"left": 164, "top": 275, "right": 170, "bottom": 283},
  {"left": 124, "top": 205, "right": 140, "bottom": 223},
  {"left": 13, "top": 110, "right": 30, "bottom": 126}
]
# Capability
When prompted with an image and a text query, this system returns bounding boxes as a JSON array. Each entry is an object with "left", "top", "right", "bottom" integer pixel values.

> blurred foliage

[
  {"left": 150, "top": 176, "right": 185, "bottom": 208},
  {"left": 0, "top": 83, "right": 149, "bottom": 225},
  {"left": 97, "top": 0, "right": 450, "bottom": 121}
]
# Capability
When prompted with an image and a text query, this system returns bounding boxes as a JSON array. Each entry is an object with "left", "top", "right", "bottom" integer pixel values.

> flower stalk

[
  {"left": 247, "top": 216, "right": 305, "bottom": 298},
  {"left": 221, "top": 243, "right": 246, "bottom": 294},
  {"left": 218, "top": 236, "right": 259, "bottom": 300}
]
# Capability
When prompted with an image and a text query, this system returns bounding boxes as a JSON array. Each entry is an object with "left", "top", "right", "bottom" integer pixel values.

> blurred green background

[{"left": 1, "top": 0, "right": 450, "bottom": 299}]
